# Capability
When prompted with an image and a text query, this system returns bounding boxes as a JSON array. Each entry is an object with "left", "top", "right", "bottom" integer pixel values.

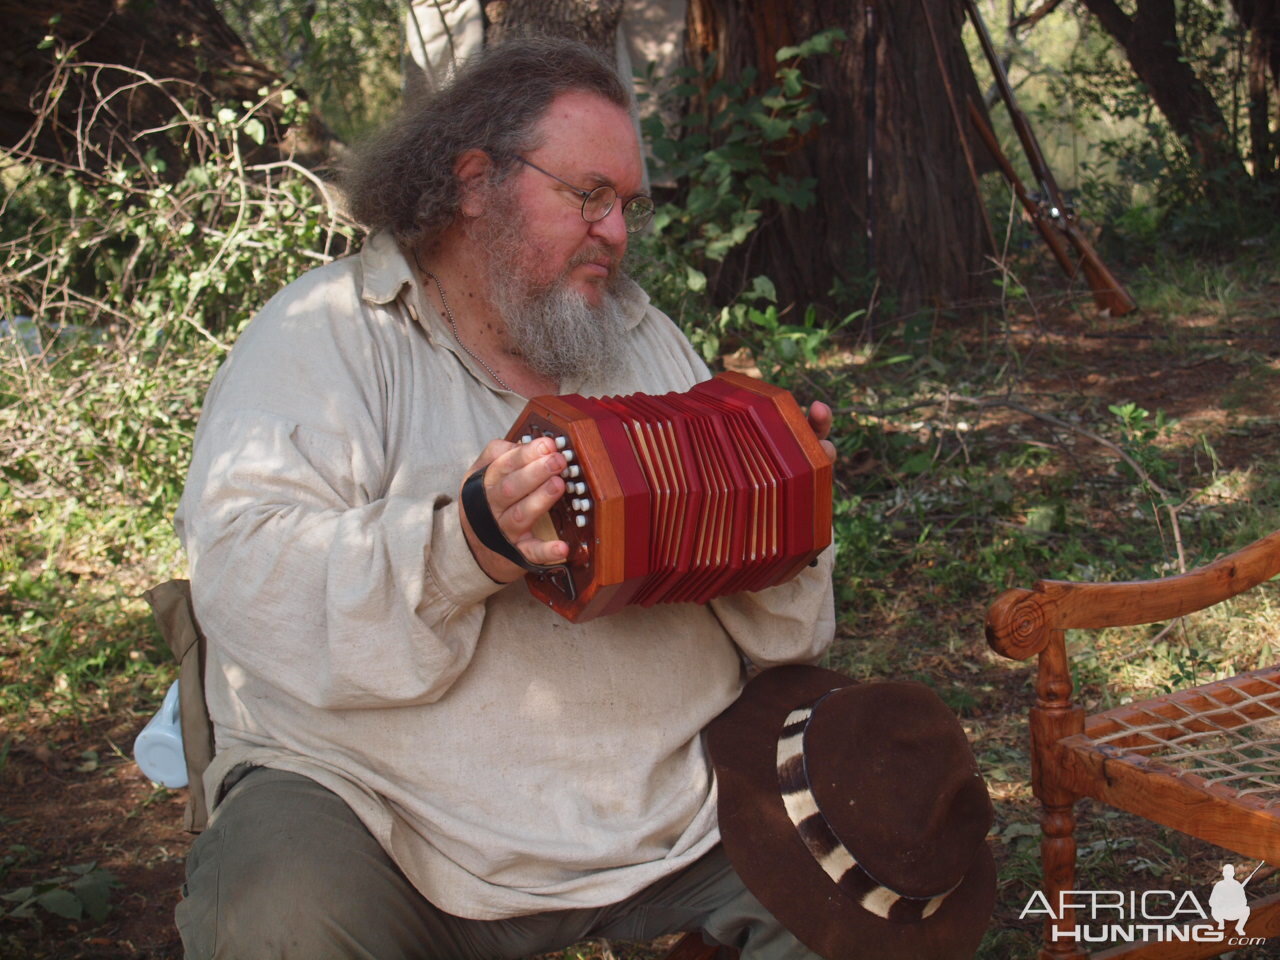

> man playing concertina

[{"left": 174, "top": 36, "right": 836, "bottom": 960}]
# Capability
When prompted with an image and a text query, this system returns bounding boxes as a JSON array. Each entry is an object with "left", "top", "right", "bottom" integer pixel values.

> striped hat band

[{"left": 776, "top": 700, "right": 959, "bottom": 924}]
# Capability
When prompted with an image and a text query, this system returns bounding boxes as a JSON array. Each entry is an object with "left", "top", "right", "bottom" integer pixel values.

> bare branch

[{"left": 1011, "top": 0, "right": 1067, "bottom": 32}]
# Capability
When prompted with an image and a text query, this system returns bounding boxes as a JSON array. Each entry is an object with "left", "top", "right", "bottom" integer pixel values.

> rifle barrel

[{"left": 962, "top": 0, "right": 1137, "bottom": 315}]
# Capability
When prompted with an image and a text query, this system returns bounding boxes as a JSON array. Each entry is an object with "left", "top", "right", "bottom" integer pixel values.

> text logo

[{"left": 1020, "top": 862, "right": 1266, "bottom": 947}]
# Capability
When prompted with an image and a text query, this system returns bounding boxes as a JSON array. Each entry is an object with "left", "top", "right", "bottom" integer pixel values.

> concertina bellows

[{"left": 503, "top": 371, "right": 832, "bottom": 622}]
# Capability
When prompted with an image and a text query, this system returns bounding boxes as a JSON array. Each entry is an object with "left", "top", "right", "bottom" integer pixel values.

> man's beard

[{"left": 469, "top": 192, "right": 629, "bottom": 385}]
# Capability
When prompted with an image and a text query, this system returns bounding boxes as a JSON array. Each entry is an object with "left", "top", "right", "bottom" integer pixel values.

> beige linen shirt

[{"left": 175, "top": 231, "right": 835, "bottom": 920}]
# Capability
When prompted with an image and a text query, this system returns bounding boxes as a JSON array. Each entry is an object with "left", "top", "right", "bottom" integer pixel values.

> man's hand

[
  {"left": 807, "top": 401, "right": 837, "bottom": 465},
  {"left": 459, "top": 437, "right": 570, "bottom": 583}
]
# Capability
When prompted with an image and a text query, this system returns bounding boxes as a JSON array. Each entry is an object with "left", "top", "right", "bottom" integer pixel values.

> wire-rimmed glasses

[{"left": 515, "top": 156, "right": 654, "bottom": 233}]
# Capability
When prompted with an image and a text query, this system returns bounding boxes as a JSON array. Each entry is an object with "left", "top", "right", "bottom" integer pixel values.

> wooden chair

[{"left": 986, "top": 529, "right": 1280, "bottom": 959}]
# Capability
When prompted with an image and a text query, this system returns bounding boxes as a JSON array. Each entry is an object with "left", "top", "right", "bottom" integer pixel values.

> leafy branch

[{"left": 1, "top": 862, "right": 118, "bottom": 923}]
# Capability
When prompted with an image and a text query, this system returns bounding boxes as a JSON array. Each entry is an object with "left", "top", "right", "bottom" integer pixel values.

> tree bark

[
  {"left": 1231, "top": 0, "right": 1280, "bottom": 180},
  {"left": 1076, "top": 0, "right": 1251, "bottom": 193},
  {"left": 684, "top": 0, "right": 994, "bottom": 320},
  {"left": 0, "top": 0, "right": 327, "bottom": 172},
  {"left": 484, "top": 0, "right": 624, "bottom": 55}
]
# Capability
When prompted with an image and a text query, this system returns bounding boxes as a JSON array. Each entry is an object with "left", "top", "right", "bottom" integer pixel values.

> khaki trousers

[{"left": 176, "top": 767, "right": 821, "bottom": 960}]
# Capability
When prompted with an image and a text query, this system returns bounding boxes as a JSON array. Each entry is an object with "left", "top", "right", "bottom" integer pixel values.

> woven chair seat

[{"left": 1078, "top": 665, "right": 1280, "bottom": 807}]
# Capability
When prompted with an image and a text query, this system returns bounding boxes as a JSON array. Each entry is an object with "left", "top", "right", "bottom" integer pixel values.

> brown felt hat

[{"left": 706, "top": 665, "right": 996, "bottom": 960}]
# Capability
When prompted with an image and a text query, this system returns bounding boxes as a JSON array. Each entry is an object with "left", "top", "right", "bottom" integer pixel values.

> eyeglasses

[{"left": 514, "top": 156, "right": 654, "bottom": 233}]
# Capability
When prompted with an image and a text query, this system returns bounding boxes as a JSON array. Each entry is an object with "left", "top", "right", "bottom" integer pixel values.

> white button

[
  {"left": 571, "top": 498, "right": 582, "bottom": 511},
  {"left": 555, "top": 436, "right": 567, "bottom": 450},
  {"left": 563, "top": 450, "right": 574, "bottom": 462},
  {"left": 579, "top": 498, "right": 592, "bottom": 512},
  {"left": 573, "top": 482, "right": 586, "bottom": 495},
  {"left": 575, "top": 515, "right": 588, "bottom": 528},
  {"left": 521, "top": 435, "right": 532, "bottom": 444}
]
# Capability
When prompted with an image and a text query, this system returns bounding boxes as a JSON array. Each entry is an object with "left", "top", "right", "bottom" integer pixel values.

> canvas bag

[{"left": 143, "top": 579, "right": 214, "bottom": 832}]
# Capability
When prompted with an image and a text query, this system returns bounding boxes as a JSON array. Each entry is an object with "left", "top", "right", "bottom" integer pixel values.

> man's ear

[{"left": 455, "top": 149, "right": 493, "bottom": 219}]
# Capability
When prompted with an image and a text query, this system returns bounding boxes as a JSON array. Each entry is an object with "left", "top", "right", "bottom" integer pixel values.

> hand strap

[{"left": 461, "top": 466, "right": 567, "bottom": 577}]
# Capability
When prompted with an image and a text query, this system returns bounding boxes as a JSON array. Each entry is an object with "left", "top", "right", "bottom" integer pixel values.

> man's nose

[{"left": 587, "top": 201, "right": 629, "bottom": 250}]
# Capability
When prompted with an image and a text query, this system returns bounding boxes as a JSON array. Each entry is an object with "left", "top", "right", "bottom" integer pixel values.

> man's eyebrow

[{"left": 584, "top": 169, "right": 646, "bottom": 197}]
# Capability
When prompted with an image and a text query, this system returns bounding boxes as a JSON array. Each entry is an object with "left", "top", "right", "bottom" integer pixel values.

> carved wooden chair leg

[
  {"left": 1031, "top": 630, "right": 1087, "bottom": 959},
  {"left": 1038, "top": 792, "right": 1084, "bottom": 960}
]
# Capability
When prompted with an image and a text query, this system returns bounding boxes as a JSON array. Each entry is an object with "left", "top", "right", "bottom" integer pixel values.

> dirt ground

[
  {"left": 5, "top": 294, "right": 1280, "bottom": 958},
  {"left": 1, "top": 713, "right": 189, "bottom": 959}
]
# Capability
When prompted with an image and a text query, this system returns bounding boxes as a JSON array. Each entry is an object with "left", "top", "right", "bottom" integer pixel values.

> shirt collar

[
  {"left": 358, "top": 231, "right": 448, "bottom": 349},
  {"left": 359, "top": 230, "right": 416, "bottom": 307},
  {"left": 612, "top": 274, "right": 651, "bottom": 330}
]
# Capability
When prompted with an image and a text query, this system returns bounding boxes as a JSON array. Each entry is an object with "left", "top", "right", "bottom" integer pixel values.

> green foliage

[
  {"left": 1, "top": 67, "right": 356, "bottom": 506},
  {"left": 1107, "top": 401, "right": 1177, "bottom": 494},
  {"left": 632, "top": 29, "right": 844, "bottom": 327},
  {"left": 830, "top": 494, "right": 898, "bottom": 613},
  {"left": 686, "top": 275, "right": 862, "bottom": 383},
  {"left": 1, "top": 62, "right": 356, "bottom": 714},
  {"left": 1043, "top": 2, "right": 1280, "bottom": 252},
  {"left": 217, "top": 0, "right": 403, "bottom": 141},
  {"left": 629, "top": 30, "right": 849, "bottom": 378},
  {"left": 0, "top": 498, "right": 175, "bottom": 715},
  {"left": 1, "top": 862, "right": 118, "bottom": 923}
]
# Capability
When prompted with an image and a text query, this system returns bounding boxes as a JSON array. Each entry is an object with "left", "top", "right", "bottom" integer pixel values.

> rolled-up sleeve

[
  {"left": 179, "top": 410, "right": 504, "bottom": 710},
  {"left": 708, "top": 545, "right": 836, "bottom": 668},
  {"left": 175, "top": 264, "right": 508, "bottom": 711}
]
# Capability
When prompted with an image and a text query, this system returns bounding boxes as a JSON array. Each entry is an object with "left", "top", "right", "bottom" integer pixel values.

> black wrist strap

[{"left": 461, "top": 466, "right": 566, "bottom": 576}]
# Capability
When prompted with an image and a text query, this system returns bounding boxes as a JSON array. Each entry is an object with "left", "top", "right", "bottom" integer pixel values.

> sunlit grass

[{"left": 0, "top": 498, "right": 181, "bottom": 718}]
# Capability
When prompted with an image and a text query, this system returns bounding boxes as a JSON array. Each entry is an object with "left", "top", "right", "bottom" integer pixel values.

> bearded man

[{"left": 173, "top": 37, "right": 836, "bottom": 960}]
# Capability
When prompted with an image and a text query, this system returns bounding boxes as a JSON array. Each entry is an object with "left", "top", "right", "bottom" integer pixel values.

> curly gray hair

[{"left": 343, "top": 37, "right": 631, "bottom": 248}]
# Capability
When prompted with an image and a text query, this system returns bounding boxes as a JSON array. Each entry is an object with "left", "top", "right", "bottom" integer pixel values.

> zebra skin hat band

[
  {"left": 776, "top": 699, "right": 956, "bottom": 923},
  {"left": 707, "top": 664, "right": 997, "bottom": 960}
]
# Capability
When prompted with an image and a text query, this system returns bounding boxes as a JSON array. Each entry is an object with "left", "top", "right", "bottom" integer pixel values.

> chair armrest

[{"left": 987, "top": 529, "right": 1280, "bottom": 661}]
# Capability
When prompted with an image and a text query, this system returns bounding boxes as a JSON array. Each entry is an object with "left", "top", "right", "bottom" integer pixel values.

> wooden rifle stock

[
  {"left": 962, "top": 0, "right": 1137, "bottom": 316},
  {"left": 966, "top": 97, "right": 1073, "bottom": 276}
]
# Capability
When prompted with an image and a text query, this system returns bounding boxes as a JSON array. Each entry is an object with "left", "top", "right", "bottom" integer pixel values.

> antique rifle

[{"left": 962, "top": 0, "right": 1137, "bottom": 316}]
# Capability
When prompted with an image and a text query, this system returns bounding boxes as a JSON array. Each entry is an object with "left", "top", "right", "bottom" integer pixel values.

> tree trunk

[
  {"left": 1247, "top": 27, "right": 1275, "bottom": 180},
  {"left": 684, "top": 0, "right": 994, "bottom": 321},
  {"left": 0, "top": 0, "right": 327, "bottom": 172},
  {"left": 1231, "top": 0, "right": 1280, "bottom": 181},
  {"left": 484, "top": 0, "right": 624, "bottom": 54},
  {"left": 1076, "top": 0, "right": 1251, "bottom": 194}
]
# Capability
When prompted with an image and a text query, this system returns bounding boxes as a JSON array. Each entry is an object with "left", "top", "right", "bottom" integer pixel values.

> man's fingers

[
  {"left": 490, "top": 439, "right": 566, "bottom": 515},
  {"left": 472, "top": 438, "right": 516, "bottom": 472},
  {"left": 806, "top": 401, "right": 833, "bottom": 441},
  {"left": 470, "top": 436, "right": 562, "bottom": 485},
  {"left": 807, "top": 401, "right": 837, "bottom": 465},
  {"left": 503, "top": 474, "right": 567, "bottom": 529},
  {"left": 478, "top": 437, "right": 568, "bottom": 558},
  {"left": 514, "top": 532, "right": 571, "bottom": 567},
  {"left": 460, "top": 435, "right": 574, "bottom": 582}
]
